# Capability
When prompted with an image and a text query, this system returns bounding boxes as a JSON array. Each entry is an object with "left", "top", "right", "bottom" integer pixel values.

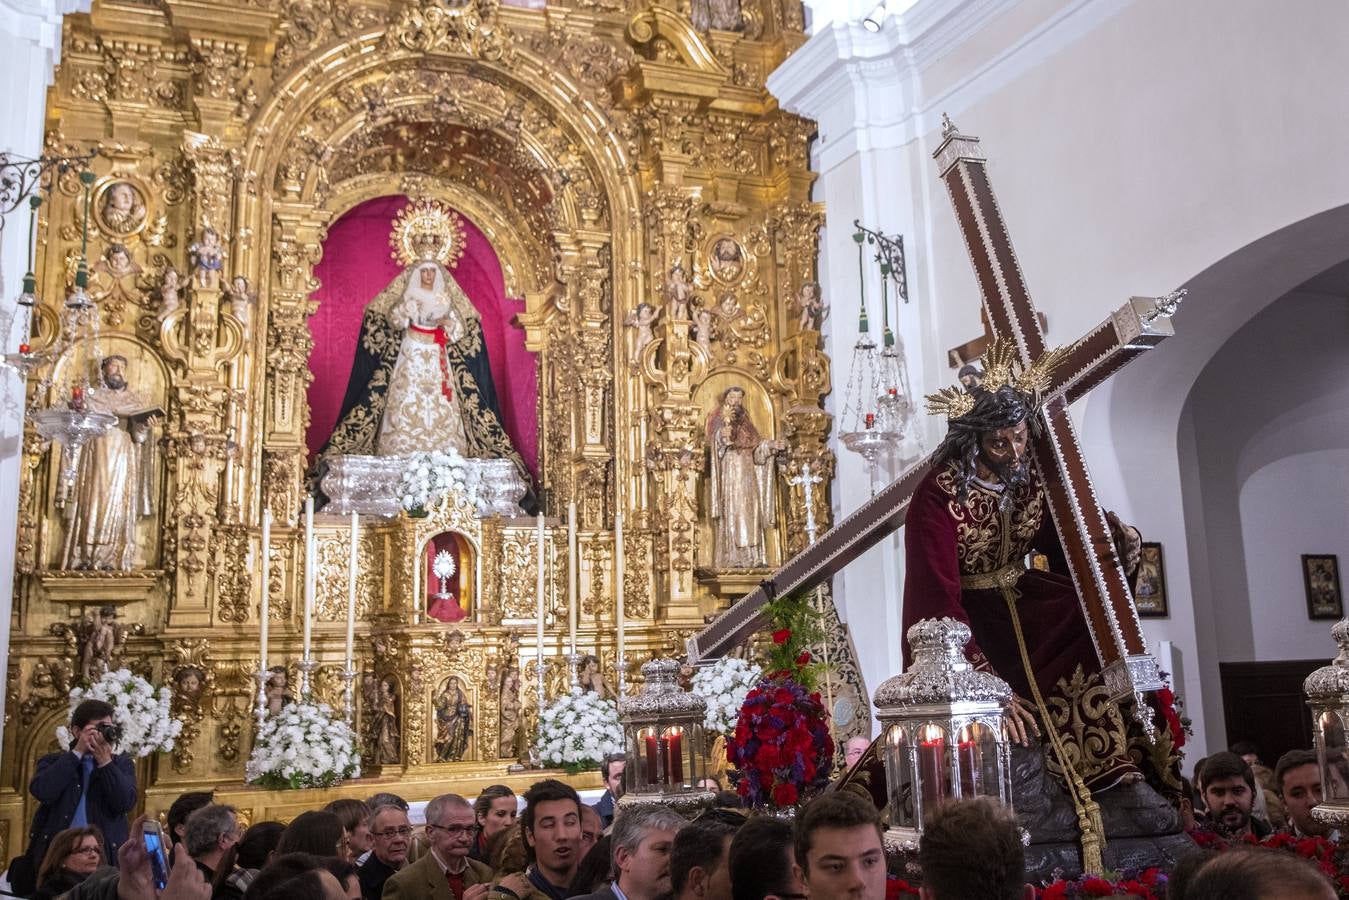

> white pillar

[
  {"left": 0, "top": 0, "right": 93, "bottom": 754},
  {"left": 769, "top": 18, "right": 945, "bottom": 699}
]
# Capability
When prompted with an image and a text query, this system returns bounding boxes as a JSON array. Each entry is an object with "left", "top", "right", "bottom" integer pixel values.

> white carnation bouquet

[
  {"left": 245, "top": 700, "right": 361, "bottom": 789},
  {"left": 691, "top": 656, "right": 763, "bottom": 735},
  {"left": 535, "top": 689, "right": 623, "bottom": 773},
  {"left": 55, "top": 668, "right": 182, "bottom": 758},
  {"left": 398, "top": 449, "right": 468, "bottom": 513}
]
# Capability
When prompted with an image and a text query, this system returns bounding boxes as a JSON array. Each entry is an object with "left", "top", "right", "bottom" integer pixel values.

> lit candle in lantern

[
  {"left": 957, "top": 737, "right": 978, "bottom": 797},
  {"left": 918, "top": 726, "right": 945, "bottom": 818},
  {"left": 259, "top": 508, "right": 271, "bottom": 673},
  {"left": 864, "top": 412, "right": 875, "bottom": 429},
  {"left": 644, "top": 733, "right": 660, "bottom": 785},
  {"left": 667, "top": 730, "right": 683, "bottom": 785}
]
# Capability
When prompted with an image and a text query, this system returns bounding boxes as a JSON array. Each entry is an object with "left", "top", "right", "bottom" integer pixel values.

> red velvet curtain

[{"left": 305, "top": 194, "right": 539, "bottom": 477}]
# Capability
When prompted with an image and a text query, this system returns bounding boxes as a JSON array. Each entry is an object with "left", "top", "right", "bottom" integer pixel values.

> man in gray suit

[
  {"left": 571, "top": 806, "right": 686, "bottom": 900},
  {"left": 383, "top": 794, "right": 492, "bottom": 900}
]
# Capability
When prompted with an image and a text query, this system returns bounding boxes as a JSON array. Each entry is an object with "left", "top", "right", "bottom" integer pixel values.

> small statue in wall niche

[
  {"left": 623, "top": 302, "right": 659, "bottom": 367},
  {"left": 691, "top": 0, "right": 743, "bottom": 32},
  {"left": 498, "top": 665, "right": 523, "bottom": 760},
  {"left": 362, "top": 674, "right": 401, "bottom": 765},
  {"left": 796, "top": 281, "right": 827, "bottom": 332},
  {"left": 433, "top": 675, "right": 472, "bottom": 762},
  {"left": 189, "top": 225, "right": 225, "bottom": 290},
  {"left": 226, "top": 274, "right": 255, "bottom": 339},
  {"left": 663, "top": 261, "right": 695, "bottom": 321},
  {"left": 157, "top": 266, "right": 182, "bottom": 321}
]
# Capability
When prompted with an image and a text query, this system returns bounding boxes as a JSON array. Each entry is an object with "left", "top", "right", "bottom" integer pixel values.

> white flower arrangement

[
  {"left": 534, "top": 689, "right": 623, "bottom": 772},
  {"left": 691, "top": 656, "right": 763, "bottom": 735},
  {"left": 55, "top": 668, "right": 182, "bottom": 758},
  {"left": 397, "top": 449, "right": 468, "bottom": 512},
  {"left": 245, "top": 700, "right": 361, "bottom": 790}
]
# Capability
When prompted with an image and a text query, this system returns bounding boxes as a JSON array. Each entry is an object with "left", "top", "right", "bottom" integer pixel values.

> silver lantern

[
  {"left": 618, "top": 658, "right": 715, "bottom": 813},
  {"left": 1304, "top": 618, "right": 1349, "bottom": 831},
  {"left": 873, "top": 617, "right": 1014, "bottom": 847}
]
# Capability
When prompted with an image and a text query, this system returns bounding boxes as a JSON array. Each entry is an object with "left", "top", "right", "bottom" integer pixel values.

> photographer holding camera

[{"left": 10, "top": 699, "right": 137, "bottom": 896}]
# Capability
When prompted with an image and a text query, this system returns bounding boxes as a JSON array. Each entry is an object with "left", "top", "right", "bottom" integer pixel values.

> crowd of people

[{"left": 7, "top": 699, "right": 1346, "bottom": 900}]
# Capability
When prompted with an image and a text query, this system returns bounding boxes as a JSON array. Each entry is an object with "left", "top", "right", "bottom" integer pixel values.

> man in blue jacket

[{"left": 12, "top": 699, "right": 137, "bottom": 895}]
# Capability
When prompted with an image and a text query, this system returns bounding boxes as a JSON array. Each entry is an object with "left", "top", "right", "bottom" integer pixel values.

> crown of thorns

[{"left": 924, "top": 338, "right": 1071, "bottom": 419}]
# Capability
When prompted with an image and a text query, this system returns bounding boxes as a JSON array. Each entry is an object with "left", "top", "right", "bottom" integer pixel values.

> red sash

[{"left": 409, "top": 323, "right": 453, "bottom": 402}]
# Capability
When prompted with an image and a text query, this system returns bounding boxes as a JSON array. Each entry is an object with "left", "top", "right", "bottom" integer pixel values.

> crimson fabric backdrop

[{"left": 305, "top": 194, "right": 539, "bottom": 478}]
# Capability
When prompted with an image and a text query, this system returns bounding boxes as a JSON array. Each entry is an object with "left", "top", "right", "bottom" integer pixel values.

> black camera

[{"left": 95, "top": 722, "right": 123, "bottom": 747}]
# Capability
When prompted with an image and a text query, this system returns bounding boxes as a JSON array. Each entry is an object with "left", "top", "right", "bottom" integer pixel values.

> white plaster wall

[
  {"left": 1240, "top": 451, "right": 1349, "bottom": 663},
  {"left": 771, "top": 0, "right": 1349, "bottom": 757},
  {"left": 0, "top": 0, "right": 90, "bottom": 753}
]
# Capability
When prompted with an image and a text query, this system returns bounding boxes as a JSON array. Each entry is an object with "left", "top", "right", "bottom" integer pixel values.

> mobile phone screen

[{"left": 142, "top": 824, "right": 170, "bottom": 890}]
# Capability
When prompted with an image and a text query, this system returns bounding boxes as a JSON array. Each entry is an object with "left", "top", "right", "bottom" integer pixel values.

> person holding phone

[{"left": 10, "top": 699, "right": 137, "bottom": 896}]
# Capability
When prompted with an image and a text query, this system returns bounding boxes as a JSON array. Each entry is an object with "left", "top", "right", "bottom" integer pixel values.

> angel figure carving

[
  {"left": 796, "top": 281, "right": 827, "bottom": 331},
  {"left": 624, "top": 303, "right": 659, "bottom": 367},
  {"left": 663, "top": 261, "right": 695, "bottom": 320}
]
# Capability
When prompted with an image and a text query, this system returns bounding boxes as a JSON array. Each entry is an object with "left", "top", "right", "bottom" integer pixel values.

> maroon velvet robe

[{"left": 902, "top": 460, "right": 1139, "bottom": 792}]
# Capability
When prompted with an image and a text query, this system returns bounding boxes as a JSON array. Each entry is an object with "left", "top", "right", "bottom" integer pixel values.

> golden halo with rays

[{"left": 389, "top": 198, "right": 467, "bottom": 269}]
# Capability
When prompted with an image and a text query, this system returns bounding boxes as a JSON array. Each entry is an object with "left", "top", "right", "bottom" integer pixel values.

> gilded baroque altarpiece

[{"left": 0, "top": 0, "right": 863, "bottom": 845}]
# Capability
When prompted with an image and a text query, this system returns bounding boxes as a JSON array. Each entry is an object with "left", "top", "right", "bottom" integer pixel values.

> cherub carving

[
  {"left": 693, "top": 305, "right": 714, "bottom": 355},
  {"left": 189, "top": 225, "right": 225, "bottom": 290},
  {"left": 663, "top": 261, "right": 695, "bottom": 320},
  {"left": 78, "top": 605, "right": 129, "bottom": 682},
  {"left": 796, "top": 281, "right": 827, "bottom": 331},
  {"left": 226, "top": 274, "right": 255, "bottom": 338},
  {"left": 623, "top": 302, "right": 659, "bottom": 366},
  {"left": 157, "top": 266, "right": 182, "bottom": 321}
]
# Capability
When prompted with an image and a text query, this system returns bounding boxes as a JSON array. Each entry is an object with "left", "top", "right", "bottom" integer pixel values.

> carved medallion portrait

[
  {"left": 708, "top": 236, "right": 746, "bottom": 284},
  {"left": 93, "top": 180, "right": 148, "bottom": 238}
]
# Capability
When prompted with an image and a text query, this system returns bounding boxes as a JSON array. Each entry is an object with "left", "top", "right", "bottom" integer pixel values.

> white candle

[
  {"left": 259, "top": 508, "right": 271, "bottom": 673},
  {"left": 302, "top": 496, "right": 315, "bottom": 662},
  {"left": 615, "top": 509, "right": 625, "bottom": 690},
  {"left": 536, "top": 512, "right": 546, "bottom": 704},
  {"left": 567, "top": 501, "right": 578, "bottom": 656},
  {"left": 346, "top": 511, "right": 358, "bottom": 671}
]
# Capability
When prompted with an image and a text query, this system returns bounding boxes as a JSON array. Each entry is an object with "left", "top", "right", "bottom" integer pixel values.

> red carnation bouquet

[
  {"left": 726, "top": 591, "right": 834, "bottom": 809},
  {"left": 1035, "top": 868, "right": 1167, "bottom": 899}
]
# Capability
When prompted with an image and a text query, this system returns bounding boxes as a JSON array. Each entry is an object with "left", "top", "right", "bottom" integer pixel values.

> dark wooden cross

[{"left": 688, "top": 118, "right": 1183, "bottom": 704}]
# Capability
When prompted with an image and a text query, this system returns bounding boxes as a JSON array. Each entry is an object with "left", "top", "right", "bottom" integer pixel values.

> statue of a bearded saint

[
  {"left": 61, "top": 356, "right": 160, "bottom": 570},
  {"left": 900, "top": 361, "right": 1181, "bottom": 800},
  {"left": 706, "top": 386, "right": 785, "bottom": 569},
  {"left": 317, "top": 205, "right": 534, "bottom": 510}
]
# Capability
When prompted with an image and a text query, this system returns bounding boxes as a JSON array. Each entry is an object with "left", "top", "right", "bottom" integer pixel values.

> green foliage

[{"left": 762, "top": 588, "right": 830, "bottom": 691}]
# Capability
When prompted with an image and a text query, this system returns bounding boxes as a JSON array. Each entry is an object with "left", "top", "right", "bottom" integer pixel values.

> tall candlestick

[
  {"left": 257, "top": 508, "right": 272, "bottom": 723},
  {"left": 567, "top": 501, "right": 578, "bottom": 656},
  {"left": 301, "top": 496, "right": 315, "bottom": 694},
  {"left": 344, "top": 511, "right": 359, "bottom": 725},
  {"left": 259, "top": 509, "right": 271, "bottom": 672},
  {"left": 345, "top": 512, "right": 358, "bottom": 663},
  {"left": 615, "top": 509, "right": 625, "bottom": 693},
  {"left": 536, "top": 512, "right": 546, "bottom": 706}
]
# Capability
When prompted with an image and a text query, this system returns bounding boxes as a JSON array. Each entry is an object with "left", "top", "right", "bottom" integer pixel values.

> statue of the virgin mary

[{"left": 316, "top": 200, "right": 535, "bottom": 510}]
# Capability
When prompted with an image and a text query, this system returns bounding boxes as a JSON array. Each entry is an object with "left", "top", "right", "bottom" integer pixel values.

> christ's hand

[{"left": 1004, "top": 695, "right": 1041, "bottom": 747}]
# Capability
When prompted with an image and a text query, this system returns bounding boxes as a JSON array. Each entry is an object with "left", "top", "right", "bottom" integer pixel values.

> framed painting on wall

[
  {"left": 1303, "top": 554, "right": 1343, "bottom": 620},
  {"left": 1134, "top": 542, "right": 1168, "bottom": 617}
]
